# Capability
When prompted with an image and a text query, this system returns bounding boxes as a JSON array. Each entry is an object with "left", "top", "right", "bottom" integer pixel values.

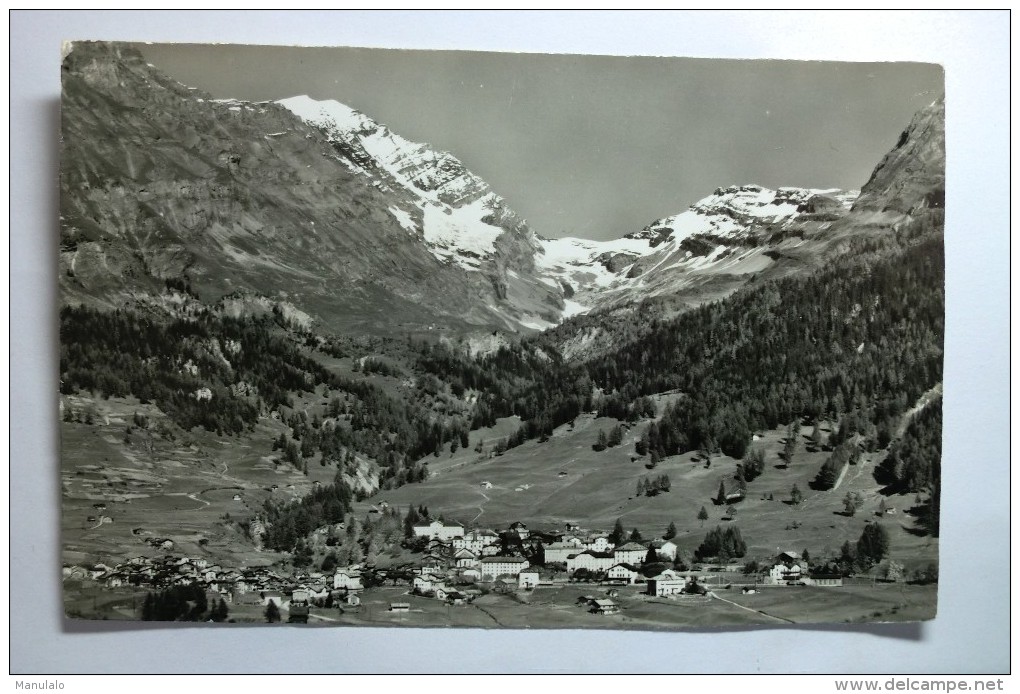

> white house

[
  {"left": 649, "top": 539, "right": 678, "bottom": 561},
  {"left": 452, "top": 529, "right": 499, "bottom": 553},
  {"left": 607, "top": 563, "right": 639, "bottom": 584},
  {"left": 566, "top": 551, "right": 616, "bottom": 575},
  {"left": 333, "top": 569, "right": 363, "bottom": 591},
  {"left": 518, "top": 567, "right": 541, "bottom": 590},
  {"left": 613, "top": 542, "right": 648, "bottom": 566},
  {"left": 413, "top": 520, "right": 464, "bottom": 541},
  {"left": 479, "top": 556, "right": 530, "bottom": 581},
  {"left": 767, "top": 562, "right": 803, "bottom": 585},
  {"left": 647, "top": 578, "right": 687, "bottom": 596},
  {"left": 412, "top": 574, "right": 438, "bottom": 593},
  {"left": 583, "top": 535, "right": 614, "bottom": 553}
]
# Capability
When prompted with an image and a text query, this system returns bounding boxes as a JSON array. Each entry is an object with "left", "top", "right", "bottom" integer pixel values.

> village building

[
  {"left": 766, "top": 551, "right": 804, "bottom": 585},
  {"left": 458, "top": 568, "right": 481, "bottom": 582},
  {"left": 412, "top": 574, "right": 438, "bottom": 593},
  {"left": 589, "top": 598, "right": 620, "bottom": 615},
  {"left": 453, "top": 548, "right": 479, "bottom": 568},
  {"left": 389, "top": 602, "right": 410, "bottom": 612},
  {"left": 647, "top": 577, "right": 687, "bottom": 596},
  {"left": 509, "top": 522, "right": 529, "bottom": 539},
  {"left": 613, "top": 542, "right": 648, "bottom": 565},
  {"left": 541, "top": 541, "right": 584, "bottom": 564},
  {"left": 412, "top": 520, "right": 465, "bottom": 541},
  {"left": 583, "top": 535, "right": 614, "bottom": 553},
  {"left": 517, "top": 567, "right": 541, "bottom": 590},
  {"left": 452, "top": 529, "right": 499, "bottom": 553},
  {"left": 607, "top": 563, "right": 640, "bottom": 584},
  {"left": 566, "top": 551, "right": 616, "bottom": 575},
  {"left": 479, "top": 556, "right": 530, "bottom": 581},
  {"left": 649, "top": 539, "right": 678, "bottom": 561}
]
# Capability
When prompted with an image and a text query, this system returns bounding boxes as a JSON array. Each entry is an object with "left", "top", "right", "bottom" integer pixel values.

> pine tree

[
  {"left": 141, "top": 592, "right": 155, "bottom": 621},
  {"left": 665, "top": 521, "right": 677, "bottom": 540},
  {"left": 715, "top": 480, "right": 727, "bottom": 506},
  {"left": 609, "top": 518, "right": 625, "bottom": 545},
  {"left": 265, "top": 601, "right": 281, "bottom": 623},
  {"left": 629, "top": 528, "right": 642, "bottom": 542},
  {"left": 697, "top": 506, "right": 709, "bottom": 527},
  {"left": 784, "top": 422, "right": 798, "bottom": 464},
  {"left": 790, "top": 483, "right": 803, "bottom": 505}
]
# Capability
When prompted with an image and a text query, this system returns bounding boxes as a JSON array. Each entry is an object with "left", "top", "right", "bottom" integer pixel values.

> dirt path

[
  {"left": 471, "top": 603, "right": 503, "bottom": 626},
  {"left": 166, "top": 491, "right": 210, "bottom": 508},
  {"left": 307, "top": 612, "right": 339, "bottom": 623},
  {"left": 708, "top": 591, "right": 795, "bottom": 624},
  {"left": 470, "top": 490, "right": 491, "bottom": 523},
  {"left": 895, "top": 382, "right": 942, "bottom": 439},
  {"left": 830, "top": 461, "right": 851, "bottom": 492}
]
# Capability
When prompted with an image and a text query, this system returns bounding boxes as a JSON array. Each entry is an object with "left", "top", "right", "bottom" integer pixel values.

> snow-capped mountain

[
  {"left": 278, "top": 95, "right": 536, "bottom": 274},
  {"left": 60, "top": 42, "right": 944, "bottom": 339},
  {"left": 536, "top": 184, "right": 858, "bottom": 314}
]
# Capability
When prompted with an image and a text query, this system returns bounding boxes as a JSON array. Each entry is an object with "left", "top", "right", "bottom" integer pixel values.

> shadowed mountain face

[{"left": 59, "top": 42, "right": 563, "bottom": 335}]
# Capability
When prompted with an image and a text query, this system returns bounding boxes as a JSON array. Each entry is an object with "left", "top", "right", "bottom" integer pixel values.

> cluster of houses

[
  {"left": 62, "top": 554, "right": 368, "bottom": 610},
  {"left": 65, "top": 519, "right": 846, "bottom": 620}
]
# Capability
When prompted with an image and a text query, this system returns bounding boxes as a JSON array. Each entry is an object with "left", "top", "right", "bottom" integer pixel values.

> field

[
  {"left": 60, "top": 393, "right": 328, "bottom": 571},
  {"left": 355, "top": 409, "right": 939, "bottom": 573}
]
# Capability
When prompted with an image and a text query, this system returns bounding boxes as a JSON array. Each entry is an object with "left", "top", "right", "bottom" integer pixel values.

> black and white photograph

[{"left": 55, "top": 39, "right": 949, "bottom": 630}]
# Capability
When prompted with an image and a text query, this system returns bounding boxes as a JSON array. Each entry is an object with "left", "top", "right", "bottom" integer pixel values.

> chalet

[
  {"left": 767, "top": 562, "right": 803, "bottom": 585},
  {"left": 459, "top": 568, "right": 481, "bottom": 582},
  {"left": 590, "top": 599, "right": 620, "bottom": 615},
  {"left": 307, "top": 584, "right": 330, "bottom": 601},
  {"left": 412, "top": 520, "right": 464, "bottom": 541},
  {"left": 104, "top": 573, "right": 126, "bottom": 588},
  {"left": 517, "top": 567, "right": 541, "bottom": 590},
  {"left": 480, "top": 544, "right": 502, "bottom": 557},
  {"left": 446, "top": 591, "right": 467, "bottom": 606},
  {"left": 480, "top": 481, "right": 493, "bottom": 489},
  {"left": 725, "top": 491, "right": 745, "bottom": 504},
  {"left": 493, "top": 577, "right": 517, "bottom": 594},
  {"left": 566, "top": 551, "right": 615, "bottom": 575},
  {"left": 433, "top": 586, "right": 450, "bottom": 601},
  {"left": 607, "top": 563, "right": 640, "bottom": 584},
  {"left": 649, "top": 539, "right": 678, "bottom": 561},
  {"left": 479, "top": 556, "right": 530, "bottom": 581},
  {"left": 346, "top": 593, "right": 361, "bottom": 606},
  {"left": 509, "top": 521, "right": 529, "bottom": 539},
  {"left": 412, "top": 575, "right": 437, "bottom": 593},
  {"left": 565, "top": 522, "right": 581, "bottom": 532}
]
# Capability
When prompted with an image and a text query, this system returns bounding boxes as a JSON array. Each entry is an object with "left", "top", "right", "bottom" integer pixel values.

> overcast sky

[{"left": 135, "top": 43, "right": 942, "bottom": 241}]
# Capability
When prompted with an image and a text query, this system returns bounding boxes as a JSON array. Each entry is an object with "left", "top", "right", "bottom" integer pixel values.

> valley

[{"left": 58, "top": 41, "right": 944, "bottom": 629}]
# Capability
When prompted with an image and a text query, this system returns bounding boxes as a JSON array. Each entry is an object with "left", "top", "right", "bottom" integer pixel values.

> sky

[{"left": 135, "top": 43, "right": 943, "bottom": 241}]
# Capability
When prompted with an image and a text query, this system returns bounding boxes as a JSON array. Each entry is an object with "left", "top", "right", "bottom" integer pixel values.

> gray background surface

[{"left": 10, "top": 10, "right": 1009, "bottom": 673}]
